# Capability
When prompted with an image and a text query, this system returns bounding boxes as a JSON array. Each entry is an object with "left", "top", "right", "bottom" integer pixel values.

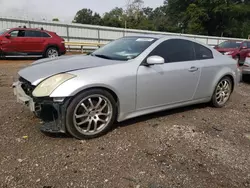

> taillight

[{"left": 247, "top": 53, "right": 250, "bottom": 57}]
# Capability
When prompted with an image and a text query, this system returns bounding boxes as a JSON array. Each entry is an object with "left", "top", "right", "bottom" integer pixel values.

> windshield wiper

[{"left": 91, "top": 54, "right": 112, "bottom": 60}]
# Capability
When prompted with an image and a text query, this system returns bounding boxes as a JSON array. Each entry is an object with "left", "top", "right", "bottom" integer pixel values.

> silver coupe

[{"left": 13, "top": 35, "right": 240, "bottom": 139}]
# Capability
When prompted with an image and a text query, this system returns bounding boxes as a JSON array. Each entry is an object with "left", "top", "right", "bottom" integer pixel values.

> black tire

[
  {"left": 237, "top": 55, "right": 244, "bottom": 67},
  {"left": 242, "top": 74, "right": 250, "bottom": 82},
  {"left": 65, "top": 89, "right": 117, "bottom": 139},
  {"left": 44, "top": 47, "right": 59, "bottom": 58},
  {"left": 0, "top": 50, "right": 5, "bottom": 58},
  {"left": 33, "top": 111, "right": 41, "bottom": 118},
  {"left": 211, "top": 76, "right": 233, "bottom": 108}
]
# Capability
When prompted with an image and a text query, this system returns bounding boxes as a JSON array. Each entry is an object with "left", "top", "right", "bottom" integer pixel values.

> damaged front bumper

[{"left": 13, "top": 81, "right": 69, "bottom": 134}]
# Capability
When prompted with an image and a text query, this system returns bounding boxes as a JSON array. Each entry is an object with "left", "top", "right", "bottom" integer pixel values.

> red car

[
  {"left": 0, "top": 26, "right": 66, "bottom": 58},
  {"left": 223, "top": 41, "right": 250, "bottom": 63},
  {"left": 214, "top": 40, "right": 242, "bottom": 54}
]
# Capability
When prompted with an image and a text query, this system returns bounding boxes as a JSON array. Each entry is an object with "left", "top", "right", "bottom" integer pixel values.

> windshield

[
  {"left": 91, "top": 37, "right": 157, "bottom": 61},
  {"left": 218, "top": 41, "right": 241, "bottom": 49}
]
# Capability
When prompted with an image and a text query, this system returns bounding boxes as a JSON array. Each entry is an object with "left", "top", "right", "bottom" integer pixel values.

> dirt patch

[{"left": 0, "top": 59, "right": 250, "bottom": 188}]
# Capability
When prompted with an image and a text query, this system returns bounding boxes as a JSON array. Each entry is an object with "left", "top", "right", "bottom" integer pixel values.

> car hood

[
  {"left": 216, "top": 48, "right": 237, "bottom": 53},
  {"left": 18, "top": 55, "right": 124, "bottom": 85}
]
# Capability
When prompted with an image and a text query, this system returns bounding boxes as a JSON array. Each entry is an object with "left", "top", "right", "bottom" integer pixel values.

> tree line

[{"left": 73, "top": 0, "right": 250, "bottom": 38}]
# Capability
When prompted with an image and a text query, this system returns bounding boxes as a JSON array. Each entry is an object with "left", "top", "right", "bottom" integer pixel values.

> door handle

[{"left": 188, "top": 66, "right": 199, "bottom": 72}]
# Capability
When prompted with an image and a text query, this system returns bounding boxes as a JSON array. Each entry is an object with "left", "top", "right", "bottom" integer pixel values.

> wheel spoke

[
  {"left": 216, "top": 90, "right": 221, "bottom": 95},
  {"left": 77, "top": 118, "right": 89, "bottom": 126},
  {"left": 75, "top": 113, "right": 88, "bottom": 119},
  {"left": 88, "top": 98, "right": 95, "bottom": 109},
  {"left": 95, "top": 97, "right": 103, "bottom": 109},
  {"left": 93, "top": 120, "right": 98, "bottom": 132},
  {"left": 98, "top": 112, "right": 110, "bottom": 116},
  {"left": 99, "top": 101, "right": 107, "bottom": 112},
  {"left": 98, "top": 118, "right": 107, "bottom": 123},
  {"left": 223, "top": 81, "right": 227, "bottom": 88},
  {"left": 216, "top": 94, "right": 222, "bottom": 100},
  {"left": 86, "top": 120, "right": 92, "bottom": 132},
  {"left": 81, "top": 103, "right": 89, "bottom": 112},
  {"left": 224, "top": 82, "right": 228, "bottom": 90},
  {"left": 221, "top": 95, "right": 225, "bottom": 102}
]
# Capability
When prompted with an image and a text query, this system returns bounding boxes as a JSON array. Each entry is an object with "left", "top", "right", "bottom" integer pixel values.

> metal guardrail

[
  {"left": 1, "top": 17, "right": 247, "bottom": 47},
  {"left": 65, "top": 42, "right": 105, "bottom": 53}
]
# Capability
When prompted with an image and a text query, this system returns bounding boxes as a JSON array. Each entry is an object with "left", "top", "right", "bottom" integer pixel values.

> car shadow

[
  {"left": 41, "top": 131, "right": 72, "bottom": 139},
  {"left": 115, "top": 103, "right": 208, "bottom": 128},
  {"left": 0, "top": 57, "right": 41, "bottom": 61},
  {"left": 242, "top": 75, "right": 250, "bottom": 84}
]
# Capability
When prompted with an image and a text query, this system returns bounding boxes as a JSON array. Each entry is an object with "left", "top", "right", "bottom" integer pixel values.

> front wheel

[
  {"left": 65, "top": 89, "right": 117, "bottom": 139},
  {"left": 211, "top": 76, "right": 233, "bottom": 108}
]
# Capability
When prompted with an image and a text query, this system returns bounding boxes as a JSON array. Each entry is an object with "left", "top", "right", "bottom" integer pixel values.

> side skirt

[{"left": 117, "top": 97, "right": 211, "bottom": 122}]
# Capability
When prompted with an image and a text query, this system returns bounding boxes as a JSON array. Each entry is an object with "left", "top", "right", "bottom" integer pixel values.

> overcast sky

[{"left": 0, "top": 0, "right": 164, "bottom": 22}]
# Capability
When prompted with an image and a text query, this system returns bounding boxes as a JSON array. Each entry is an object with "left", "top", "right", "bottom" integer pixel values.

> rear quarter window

[
  {"left": 42, "top": 32, "right": 51, "bottom": 38},
  {"left": 194, "top": 42, "right": 213, "bottom": 60},
  {"left": 247, "top": 42, "right": 250, "bottom": 48}
]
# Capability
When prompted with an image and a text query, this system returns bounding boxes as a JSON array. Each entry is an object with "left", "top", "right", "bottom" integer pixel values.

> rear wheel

[
  {"left": 65, "top": 89, "right": 117, "bottom": 139},
  {"left": 211, "top": 76, "right": 233, "bottom": 108},
  {"left": 45, "top": 47, "right": 59, "bottom": 58}
]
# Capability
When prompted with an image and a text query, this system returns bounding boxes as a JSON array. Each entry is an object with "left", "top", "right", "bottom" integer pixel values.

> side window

[
  {"left": 242, "top": 42, "right": 247, "bottom": 48},
  {"left": 194, "top": 42, "right": 213, "bottom": 60},
  {"left": 25, "top": 30, "right": 42, "bottom": 37},
  {"left": 150, "top": 39, "right": 195, "bottom": 63},
  {"left": 42, "top": 32, "right": 50, "bottom": 38},
  {"left": 247, "top": 42, "right": 250, "bottom": 48},
  {"left": 9, "top": 30, "right": 25, "bottom": 37},
  {"left": 9, "top": 30, "right": 18, "bottom": 37}
]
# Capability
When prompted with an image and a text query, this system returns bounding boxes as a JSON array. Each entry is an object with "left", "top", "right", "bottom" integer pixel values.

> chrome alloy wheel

[
  {"left": 73, "top": 95, "right": 113, "bottom": 136},
  {"left": 215, "top": 79, "right": 231, "bottom": 105},
  {"left": 47, "top": 49, "right": 59, "bottom": 58}
]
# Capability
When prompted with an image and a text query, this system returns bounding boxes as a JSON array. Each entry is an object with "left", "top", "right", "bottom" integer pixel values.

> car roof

[
  {"left": 123, "top": 34, "right": 209, "bottom": 45},
  {"left": 124, "top": 34, "right": 171, "bottom": 39},
  {"left": 9, "top": 27, "right": 50, "bottom": 32}
]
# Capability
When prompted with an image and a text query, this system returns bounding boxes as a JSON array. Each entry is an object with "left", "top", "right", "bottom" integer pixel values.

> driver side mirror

[
  {"left": 146, "top": 55, "right": 165, "bottom": 65},
  {"left": 5, "top": 33, "right": 11, "bottom": 38}
]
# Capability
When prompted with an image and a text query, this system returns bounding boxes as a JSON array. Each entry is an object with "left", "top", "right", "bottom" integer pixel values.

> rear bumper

[
  {"left": 59, "top": 44, "right": 66, "bottom": 55},
  {"left": 60, "top": 49, "right": 66, "bottom": 55},
  {"left": 13, "top": 81, "right": 68, "bottom": 134},
  {"left": 242, "top": 69, "right": 250, "bottom": 75},
  {"left": 242, "top": 58, "right": 250, "bottom": 75}
]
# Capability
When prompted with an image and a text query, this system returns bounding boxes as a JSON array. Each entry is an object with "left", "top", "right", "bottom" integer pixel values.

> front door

[
  {"left": 1, "top": 30, "right": 25, "bottom": 54},
  {"left": 136, "top": 39, "right": 201, "bottom": 110}
]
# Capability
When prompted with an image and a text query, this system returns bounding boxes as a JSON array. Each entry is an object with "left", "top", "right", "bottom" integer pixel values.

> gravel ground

[{"left": 0, "top": 59, "right": 250, "bottom": 188}]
